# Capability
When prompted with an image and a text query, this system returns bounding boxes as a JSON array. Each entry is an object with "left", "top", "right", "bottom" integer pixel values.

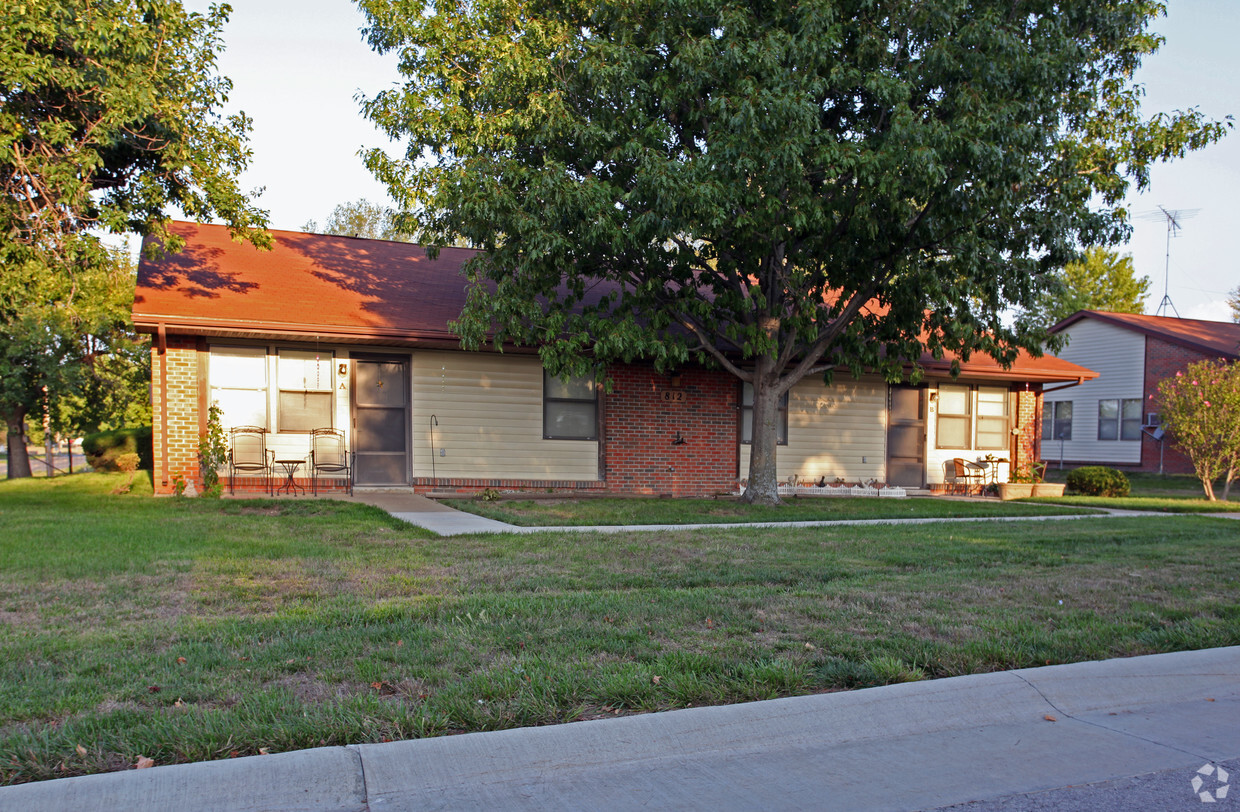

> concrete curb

[{"left": 4, "top": 647, "right": 1237, "bottom": 812}]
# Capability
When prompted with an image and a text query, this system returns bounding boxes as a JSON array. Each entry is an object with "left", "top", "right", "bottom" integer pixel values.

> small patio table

[
  {"left": 968, "top": 457, "right": 1009, "bottom": 489},
  {"left": 275, "top": 459, "right": 305, "bottom": 496}
]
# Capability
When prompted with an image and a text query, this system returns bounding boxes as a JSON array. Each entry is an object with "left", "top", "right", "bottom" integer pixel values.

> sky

[{"left": 186, "top": 0, "right": 1239, "bottom": 322}]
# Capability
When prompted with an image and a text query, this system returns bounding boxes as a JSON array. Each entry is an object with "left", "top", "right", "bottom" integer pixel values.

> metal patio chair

[
  {"left": 952, "top": 457, "right": 983, "bottom": 496},
  {"left": 228, "top": 426, "right": 274, "bottom": 496},
  {"left": 309, "top": 428, "right": 353, "bottom": 496}
]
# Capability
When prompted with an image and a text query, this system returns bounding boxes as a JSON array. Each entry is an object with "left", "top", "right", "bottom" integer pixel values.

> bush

[
  {"left": 1066, "top": 466, "right": 1130, "bottom": 497},
  {"left": 82, "top": 426, "right": 153, "bottom": 472}
]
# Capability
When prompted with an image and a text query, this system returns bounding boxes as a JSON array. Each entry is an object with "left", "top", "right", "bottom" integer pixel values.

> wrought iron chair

[
  {"left": 309, "top": 428, "right": 353, "bottom": 495},
  {"left": 952, "top": 457, "right": 983, "bottom": 496},
  {"left": 228, "top": 426, "right": 274, "bottom": 495}
]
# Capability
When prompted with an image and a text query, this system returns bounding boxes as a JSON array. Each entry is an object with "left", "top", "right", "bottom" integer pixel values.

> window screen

[
  {"left": 278, "top": 349, "right": 334, "bottom": 432},
  {"left": 543, "top": 371, "right": 598, "bottom": 440},
  {"left": 740, "top": 383, "right": 788, "bottom": 444},
  {"left": 936, "top": 384, "right": 971, "bottom": 448},
  {"left": 975, "top": 388, "right": 1009, "bottom": 450},
  {"left": 209, "top": 346, "right": 268, "bottom": 429},
  {"left": 1043, "top": 401, "right": 1073, "bottom": 441}
]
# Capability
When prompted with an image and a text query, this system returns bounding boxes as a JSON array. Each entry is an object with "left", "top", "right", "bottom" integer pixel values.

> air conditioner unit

[{"left": 1145, "top": 412, "right": 1161, "bottom": 427}]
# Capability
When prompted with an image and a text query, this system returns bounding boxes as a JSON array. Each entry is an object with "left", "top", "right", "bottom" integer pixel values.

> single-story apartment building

[
  {"left": 1045, "top": 310, "right": 1240, "bottom": 474},
  {"left": 133, "top": 222, "right": 1098, "bottom": 496}
]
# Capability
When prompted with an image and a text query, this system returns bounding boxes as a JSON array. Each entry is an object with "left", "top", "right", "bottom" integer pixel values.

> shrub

[
  {"left": 82, "top": 426, "right": 153, "bottom": 472},
  {"left": 1066, "top": 466, "right": 1130, "bottom": 497},
  {"left": 198, "top": 403, "right": 227, "bottom": 496},
  {"left": 114, "top": 453, "right": 140, "bottom": 473}
]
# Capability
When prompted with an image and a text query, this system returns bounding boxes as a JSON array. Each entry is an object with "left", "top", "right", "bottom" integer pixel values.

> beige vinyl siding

[
  {"left": 739, "top": 375, "right": 887, "bottom": 482},
  {"left": 411, "top": 351, "right": 598, "bottom": 480},
  {"left": 1044, "top": 319, "right": 1144, "bottom": 465}
]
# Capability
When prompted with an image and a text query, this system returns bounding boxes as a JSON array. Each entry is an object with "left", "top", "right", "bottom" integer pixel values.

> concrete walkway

[
  {"left": 4, "top": 646, "right": 1237, "bottom": 812},
  {"left": 343, "top": 491, "right": 1240, "bottom": 536}
]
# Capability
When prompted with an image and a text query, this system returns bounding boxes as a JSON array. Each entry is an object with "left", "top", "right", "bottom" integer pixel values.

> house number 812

[{"left": 661, "top": 391, "right": 686, "bottom": 403}]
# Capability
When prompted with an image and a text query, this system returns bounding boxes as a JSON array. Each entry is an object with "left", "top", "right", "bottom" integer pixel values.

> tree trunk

[
  {"left": 3, "top": 406, "right": 32, "bottom": 479},
  {"left": 1200, "top": 472, "right": 1216, "bottom": 501},
  {"left": 742, "top": 359, "right": 782, "bottom": 506}
]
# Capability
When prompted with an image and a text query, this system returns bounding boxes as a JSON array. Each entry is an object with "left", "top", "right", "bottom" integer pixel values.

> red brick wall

[
  {"left": 601, "top": 363, "right": 739, "bottom": 496},
  {"left": 152, "top": 335, "right": 201, "bottom": 494},
  {"left": 1143, "top": 337, "right": 1217, "bottom": 474}
]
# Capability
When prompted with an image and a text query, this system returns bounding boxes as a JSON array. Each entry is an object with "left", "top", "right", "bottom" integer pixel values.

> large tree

[
  {"left": 359, "top": 0, "right": 1229, "bottom": 503},
  {"left": 1, "top": 0, "right": 269, "bottom": 477},
  {"left": 0, "top": 0, "right": 268, "bottom": 265},
  {"left": 1021, "top": 246, "right": 1151, "bottom": 329},
  {"left": 0, "top": 242, "right": 136, "bottom": 478}
]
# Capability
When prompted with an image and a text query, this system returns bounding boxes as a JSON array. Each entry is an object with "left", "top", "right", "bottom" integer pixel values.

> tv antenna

[{"left": 1138, "top": 206, "right": 1198, "bottom": 318}]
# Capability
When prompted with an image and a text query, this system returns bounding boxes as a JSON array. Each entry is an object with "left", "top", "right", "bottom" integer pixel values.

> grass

[
  {"left": 2, "top": 472, "right": 1239, "bottom": 785},
  {"left": 1037, "top": 469, "right": 1239, "bottom": 512},
  {"left": 1029, "top": 496, "right": 1240, "bottom": 513},
  {"left": 440, "top": 495, "right": 1097, "bottom": 526}
]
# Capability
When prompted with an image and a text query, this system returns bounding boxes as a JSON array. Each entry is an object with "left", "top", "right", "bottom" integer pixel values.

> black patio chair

[
  {"left": 228, "top": 426, "right": 274, "bottom": 495},
  {"left": 309, "top": 428, "right": 353, "bottom": 496}
]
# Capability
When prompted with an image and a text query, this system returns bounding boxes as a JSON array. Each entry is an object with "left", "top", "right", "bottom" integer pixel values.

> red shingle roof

[
  {"left": 1050, "top": 310, "right": 1240, "bottom": 360},
  {"left": 134, "top": 221, "right": 1096, "bottom": 382},
  {"left": 134, "top": 221, "right": 478, "bottom": 343}
]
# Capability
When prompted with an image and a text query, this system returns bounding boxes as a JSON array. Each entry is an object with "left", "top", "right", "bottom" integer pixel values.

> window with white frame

[
  {"left": 277, "top": 349, "right": 335, "bottom": 432},
  {"left": 209, "top": 346, "right": 269, "bottom": 429},
  {"left": 975, "top": 387, "right": 1010, "bottom": 450},
  {"left": 543, "top": 371, "right": 598, "bottom": 440},
  {"left": 1043, "top": 400, "right": 1073, "bottom": 441},
  {"left": 740, "top": 382, "right": 789, "bottom": 444},
  {"left": 1098, "top": 398, "right": 1142, "bottom": 441},
  {"left": 935, "top": 384, "right": 971, "bottom": 448}
]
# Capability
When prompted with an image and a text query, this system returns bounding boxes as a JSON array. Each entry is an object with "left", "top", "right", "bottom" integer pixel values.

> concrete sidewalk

[
  {"left": 3, "top": 647, "right": 1238, "bottom": 811},
  {"left": 344, "top": 491, "right": 1240, "bottom": 537}
]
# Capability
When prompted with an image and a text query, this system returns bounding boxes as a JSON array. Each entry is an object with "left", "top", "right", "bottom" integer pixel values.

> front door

[
  {"left": 886, "top": 385, "right": 926, "bottom": 488},
  {"left": 352, "top": 356, "right": 411, "bottom": 486}
]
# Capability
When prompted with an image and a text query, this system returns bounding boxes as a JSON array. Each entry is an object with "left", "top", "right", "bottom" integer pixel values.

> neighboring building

[
  {"left": 132, "top": 222, "right": 1097, "bottom": 496},
  {"left": 1046, "top": 310, "right": 1240, "bottom": 473}
]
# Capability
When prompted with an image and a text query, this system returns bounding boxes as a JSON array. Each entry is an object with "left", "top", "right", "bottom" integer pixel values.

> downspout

[{"left": 157, "top": 323, "right": 169, "bottom": 490}]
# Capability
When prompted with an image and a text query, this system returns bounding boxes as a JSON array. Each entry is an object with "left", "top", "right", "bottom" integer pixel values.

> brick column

[
  {"left": 1015, "top": 387, "right": 1039, "bottom": 474},
  {"left": 151, "top": 335, "right": 201, "bottom": 494}
]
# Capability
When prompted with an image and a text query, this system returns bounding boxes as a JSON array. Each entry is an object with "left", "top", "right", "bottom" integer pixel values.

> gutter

[{"left": 1040, "top": 376, "right": 1089, "bottom": 394}]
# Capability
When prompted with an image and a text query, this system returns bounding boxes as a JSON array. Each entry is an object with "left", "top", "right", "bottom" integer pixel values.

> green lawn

[
  {"left": 1029, "top": 495, "right": 1240, "bottom": 513},
  {"left": 441, "top": 495, "right": 1097, "bottom": 526},
  {"left": 2, "top": 472, "right": 1238, "bottom": 785},
  {"left": 1036, "top": 468, "right": 1239, "bottom": 512}
]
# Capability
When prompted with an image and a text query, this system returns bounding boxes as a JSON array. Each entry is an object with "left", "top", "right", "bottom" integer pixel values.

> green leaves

[
  {"left": 1021, "top": 246, "right": 1151, "bottom": 330},
  {"left": 1157, "top": 359, "right": 1240, "bottom": 501},
  {"left": 0, "top": 0, "right": 269, "bottom": 257}
]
